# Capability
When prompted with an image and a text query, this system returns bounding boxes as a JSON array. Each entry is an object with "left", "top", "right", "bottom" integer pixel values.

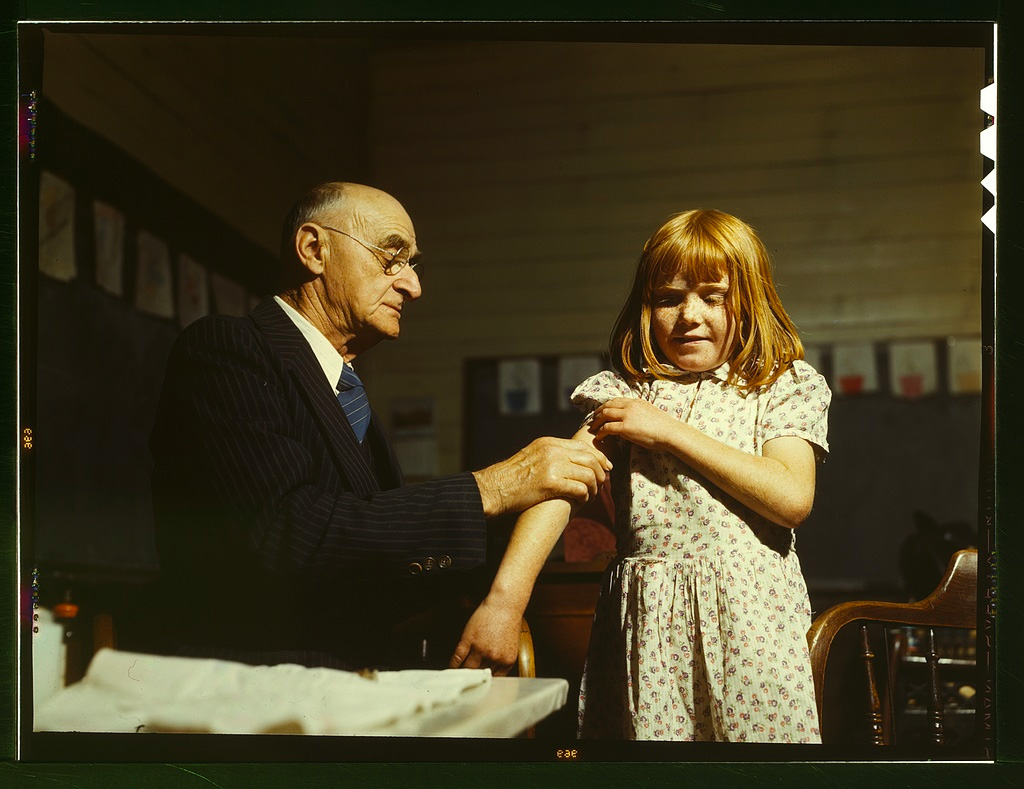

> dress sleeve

[
  {"left": 570, "top": 370, "right": 634, "bottom": 416},
  {"left": 757, "top": 360, "right": 832, "bottom": 456}
]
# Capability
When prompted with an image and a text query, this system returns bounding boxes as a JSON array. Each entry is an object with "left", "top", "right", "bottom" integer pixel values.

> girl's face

[{"left": 651, "top": 271, "right": 736, "bottom": 372}]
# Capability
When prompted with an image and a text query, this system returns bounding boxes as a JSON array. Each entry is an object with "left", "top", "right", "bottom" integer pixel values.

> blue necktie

[{"left": 337, "top": 364, "right": 370, "bottom": 443}]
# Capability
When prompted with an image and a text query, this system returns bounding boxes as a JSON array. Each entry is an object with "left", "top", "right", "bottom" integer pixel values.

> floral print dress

[{"left": 572, "top": 360, "right": 831, "bottom": 742}]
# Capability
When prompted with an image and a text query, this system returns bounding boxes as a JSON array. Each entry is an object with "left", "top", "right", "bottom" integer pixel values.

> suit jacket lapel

[
  {"left": 249, "top": 299, "right": 379, "bottom": 497},
  {"left": 365, "top": 411, "right": 404, "bottom": 490}
]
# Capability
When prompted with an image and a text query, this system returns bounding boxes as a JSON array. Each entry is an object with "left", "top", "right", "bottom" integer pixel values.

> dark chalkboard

[
  {"left": 25, "top": 101, "right": 279, "bottom": 578},
  {"left": 34, "top": 279, "right": 175, "bottom": 571}
]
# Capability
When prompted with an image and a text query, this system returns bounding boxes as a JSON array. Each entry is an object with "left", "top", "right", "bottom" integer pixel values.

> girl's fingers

[
  {"left": 595, "top": 422, "right": 623, "bottom": 440},
  {"left": 592, "top": 405, "right": 622, "bottom": 422},
  {"left": 449, "top": 642, "right": 469, "bottom": 668}
]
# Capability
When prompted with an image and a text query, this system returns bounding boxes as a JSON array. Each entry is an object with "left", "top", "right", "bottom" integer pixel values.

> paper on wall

[
  {"left": 831, "top": 343, "right": 878, "bottom": 395},
  {"left": 391, "top": 397, "right": 438, "bottom": 477},
  {"left": 947, "top": 336, "right": 983, "bottom": 395},
  {"left": 38, "top": 171, "right": 76, "bottom": 282},
  {"left": 888, "top": 341, "right": 938, "bottom": 399},
  {"left": 499, "top": 358, "right": 542, "bottom": 415},
  {"left": 93, "top": 200, "right": 125, "bottom": 295},
  {"left": 557, "top": 355, "right": 604, "bottom": 411},
  {"left": 135, "top": 230, "right": 175, "bottom": 319},
  {"left": 210, "top": 271, "right": 249, "bottom": 316},
  {"left": 177, "top": 253, "right": 210, "bottom": 327}
]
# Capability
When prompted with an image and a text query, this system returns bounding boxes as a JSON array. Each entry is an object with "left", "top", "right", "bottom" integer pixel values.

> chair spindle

[
  {"left": 859, "top": 624, "right": 884, "bottom": 745},
  {"left": 806, "top": 550, "right": 978, "bottom": 747},
  {"left": 925, "top": 627, "right": 945, "bottom": 746}
]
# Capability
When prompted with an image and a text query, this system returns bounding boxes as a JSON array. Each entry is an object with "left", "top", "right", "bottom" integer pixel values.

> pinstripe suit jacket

[{"left": 150, "top": 299, "right": 487, "bottom": 668}]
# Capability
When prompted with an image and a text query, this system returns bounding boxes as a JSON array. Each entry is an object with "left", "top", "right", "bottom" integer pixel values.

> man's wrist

[{"left": 472, "top": 466, "right": 504, "bottom": 518}]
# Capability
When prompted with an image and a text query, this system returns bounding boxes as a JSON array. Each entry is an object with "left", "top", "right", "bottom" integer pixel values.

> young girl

[{"left": 450, "top": 209, "right": 830, "bottom": 743}]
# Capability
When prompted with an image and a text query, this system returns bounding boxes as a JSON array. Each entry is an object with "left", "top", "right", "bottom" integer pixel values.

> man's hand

[
  {"left": 472, "top": 436, "right": 612, "bottom": 517},
  {"left": 449, "top": 596, "right": 522, "bottom": 676}
]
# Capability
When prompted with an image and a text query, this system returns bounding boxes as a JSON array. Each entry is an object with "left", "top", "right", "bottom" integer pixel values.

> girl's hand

[
  {"left": 589, "top": 398, "right": 681, "bottom": 451},
  {"left": 449, "top": 595, "right": 522, "bottom": 676}
]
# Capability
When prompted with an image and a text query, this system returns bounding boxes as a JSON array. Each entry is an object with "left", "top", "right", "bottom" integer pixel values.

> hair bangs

[{"left": 643, "top": 232, "right": 729, "bottom": 300}]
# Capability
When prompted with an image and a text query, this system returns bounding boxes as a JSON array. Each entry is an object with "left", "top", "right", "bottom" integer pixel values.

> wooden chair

[
  {"left": 517, "top": 618, "right": 536, "bottom": 678},
  {"left": 806, "top": 549, "right": 978, "bottom": 746}
]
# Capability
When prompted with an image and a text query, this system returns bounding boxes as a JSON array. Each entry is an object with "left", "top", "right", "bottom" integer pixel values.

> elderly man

[{"left": 150, "top": 182, "right": 609, "bottom": 671}]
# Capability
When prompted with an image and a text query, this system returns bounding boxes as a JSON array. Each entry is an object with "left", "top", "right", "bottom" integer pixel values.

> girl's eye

[{"left": 704, "top": 295, "right": 725, "bottom": 305}]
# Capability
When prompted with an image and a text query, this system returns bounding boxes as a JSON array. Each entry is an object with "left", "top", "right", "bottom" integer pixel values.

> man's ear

[{"left": 294, "top": 223, "right": 327, "bottom": 276}]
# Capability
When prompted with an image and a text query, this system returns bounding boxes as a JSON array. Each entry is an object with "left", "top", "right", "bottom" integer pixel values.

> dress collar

[{"left": 650, "top": 360, "right": 732, "bottom": 383}]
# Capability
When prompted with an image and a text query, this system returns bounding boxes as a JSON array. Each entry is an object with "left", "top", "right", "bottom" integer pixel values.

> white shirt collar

[{"left": 273, "top": 296, "right": 348, "bottom": 393}]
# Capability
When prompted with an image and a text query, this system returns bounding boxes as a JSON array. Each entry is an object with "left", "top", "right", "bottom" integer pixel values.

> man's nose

[{"left": 394, "top": 265, "right": 422, "bottom": 300}]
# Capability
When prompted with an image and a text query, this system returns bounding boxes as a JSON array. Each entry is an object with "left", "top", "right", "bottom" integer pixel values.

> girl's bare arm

[
  {"left": 589, "top": 398, "right": 815, "bottom": 529},
  {"left": 450, "top": 426, "right": 608, "bottom": 673}
]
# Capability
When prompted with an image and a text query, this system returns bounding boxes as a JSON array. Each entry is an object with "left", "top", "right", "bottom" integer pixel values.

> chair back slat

[
  {"left": 859, "top": 624, "right": 885, "bottom": 745},
  {"left": 925, "top": 628, "right": 945, "bottom": 745},
  {"left": 806, "top": 549, "right": 978, "bottom": 746},
  {"left": 883, "top": 628, "right": 904, "bottom": 741}
]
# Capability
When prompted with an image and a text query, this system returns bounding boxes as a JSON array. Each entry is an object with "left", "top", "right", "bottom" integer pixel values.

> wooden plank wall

[
  {"left": 359, "top": 41, "right": 986, "bottom": 476},
  {"left": 40, "top": 30, "right": 374, "bottom": 255}
]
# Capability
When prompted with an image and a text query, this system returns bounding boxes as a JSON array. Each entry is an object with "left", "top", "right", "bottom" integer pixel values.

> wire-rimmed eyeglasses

[{"left": 319, "top": 224, "right": 418, "bottom": 276}]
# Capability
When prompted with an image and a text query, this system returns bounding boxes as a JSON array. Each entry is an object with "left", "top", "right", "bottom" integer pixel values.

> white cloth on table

[{"left": 34, "top": 649, "right": 491, "bottom": 735}]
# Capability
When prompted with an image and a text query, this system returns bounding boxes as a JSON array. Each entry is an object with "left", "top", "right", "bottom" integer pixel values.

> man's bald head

[
  {"left": 280, "top": 181, "right": 348, "bottom": 262},
  {"left": 279, "top": 181, "right": 413, "bottom": 256},
  {"left": 277, "top": 181, "right": 411, "bottom": 292}
]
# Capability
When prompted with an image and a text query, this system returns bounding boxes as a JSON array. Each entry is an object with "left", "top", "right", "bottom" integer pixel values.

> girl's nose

[{"left": 679, "top": 295, "right": 701, "bottom": 324}]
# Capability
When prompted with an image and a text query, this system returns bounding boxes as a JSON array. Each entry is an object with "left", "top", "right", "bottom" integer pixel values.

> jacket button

[
  {"left": 424, "top": 556, "right": 436, "bottom": 571},
  {"left": 407, "top": 562, "right": 423, "bottom": 575},
  {"left": 438, "top": 555, "right": 452, "bottom": 568}
]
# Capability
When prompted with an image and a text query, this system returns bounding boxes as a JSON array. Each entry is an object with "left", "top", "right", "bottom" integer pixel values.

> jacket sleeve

[{"left": 150, "top": 315, "right": 487, "bottom": 586}]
